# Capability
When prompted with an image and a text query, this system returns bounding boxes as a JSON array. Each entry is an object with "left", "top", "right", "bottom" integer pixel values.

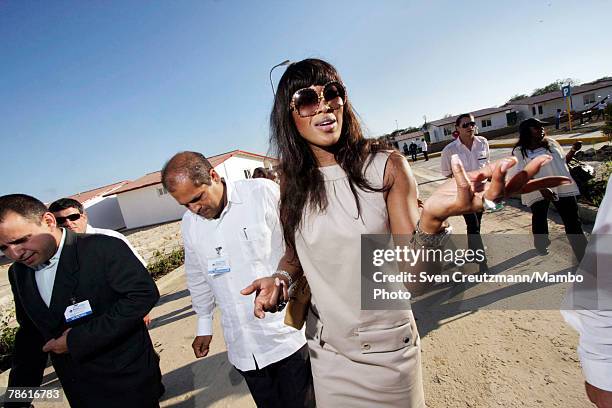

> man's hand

[
  {"left": 42, "top": 328, "right": 71, "bottom": 354},
  {"left": 143, "top": 314, "right": 152, "bottom": 327},
  {"left": 586, "top": 382, "right": 612, "bottom": 408},
  {"left": 192, "top": 335, "right": 212, "bottom": 358},
  {"left": 241, "top": 276, "right": 288, "bottom": 319}
]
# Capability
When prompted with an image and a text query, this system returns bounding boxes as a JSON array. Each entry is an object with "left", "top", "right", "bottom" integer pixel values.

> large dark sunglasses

[
  {"left": 290, "top": 81, "right": 347, "bottom": 118},
  {"left": 461, "top": 121, "right": 476, "bottom": 129},
  {"left": 56, "top": 213, "right": 81, "bottom": 225}
]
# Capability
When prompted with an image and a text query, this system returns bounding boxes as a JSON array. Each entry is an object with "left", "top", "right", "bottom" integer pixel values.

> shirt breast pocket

[{"left": 237, "top": 224, "right": 271, "bottom": 262}]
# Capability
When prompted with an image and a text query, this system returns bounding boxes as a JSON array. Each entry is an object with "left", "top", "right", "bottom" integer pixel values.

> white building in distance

[{"left": 108, "top": 150, "right": 276, "bottom": 230}]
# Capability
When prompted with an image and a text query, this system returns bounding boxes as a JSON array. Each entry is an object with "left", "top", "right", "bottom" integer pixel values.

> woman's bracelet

[
  {"left": 273, "top": 270, "right": 294, "bottom": 288},
  {"left": 411, "top": 220, "right": 453, "bottom": 248}
]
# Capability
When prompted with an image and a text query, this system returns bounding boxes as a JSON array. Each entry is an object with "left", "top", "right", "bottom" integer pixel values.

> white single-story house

[
  {"left": 66, "top": 181, "right": 129, "bottom": 230},
  {"left": 425, "top": 106, "right": 519, "bottom": 143},
  {"left": 508, "top": 79, "right": 612, "bottom": 120},
  {"left": 388, "top": 129, "right": 428, "bottom": 151},
  {"left": 109, "top": 150, "right": 277, "bottom": 230}
]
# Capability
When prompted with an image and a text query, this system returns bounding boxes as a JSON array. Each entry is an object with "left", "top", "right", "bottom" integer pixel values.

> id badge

[
  {"left": 64, "top": 300, "right": 93, "bottom": 323},
  {"left": 207, "top": 257, "right": 231, "bottom": 276}
]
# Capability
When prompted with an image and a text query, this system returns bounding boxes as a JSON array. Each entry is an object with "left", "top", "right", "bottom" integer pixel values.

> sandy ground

[{"left": 1, "top": 142, "right": 605, "bottom": 407}]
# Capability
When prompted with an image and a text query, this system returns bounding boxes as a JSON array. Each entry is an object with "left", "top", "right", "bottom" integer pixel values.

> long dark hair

[
  {"left": 513, "top": 125, "right": 552, "bottom": 159},
  {"left": 269, "top": 58, "right": 388, "bottom": 253}
]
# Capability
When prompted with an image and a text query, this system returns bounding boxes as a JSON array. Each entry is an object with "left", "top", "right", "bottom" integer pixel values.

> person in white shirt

[
  {"left": 595, "top": 101, "right": 606, "bottom": 121},
  {"left": 421, "top": 138, "right": 429, "bottom": 161},
  {"left": 510, "top": 118, "right": 587, "bottom": 261},
  {"left": 48, "top": 198, "right": 146, "bottom": 266},
  {"left": 440, "top": 113, "right": 490, "bottom": 271},
  {"left": 161, "top": 151, "right": 313, "bottom": 408},
  {"left": 562, "top": 176, "right": 612, "bottom": 408}
]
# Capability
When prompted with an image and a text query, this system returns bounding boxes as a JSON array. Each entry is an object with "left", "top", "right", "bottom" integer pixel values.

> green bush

[
  {"left": 584, "top": 161, "right": 612, "bottom": 207},
  {"left": 0, "top": 309, "right": 18, "bottom": 372},
  {"left": 147, "top": 247, "right": 185, "bottom": 280}
]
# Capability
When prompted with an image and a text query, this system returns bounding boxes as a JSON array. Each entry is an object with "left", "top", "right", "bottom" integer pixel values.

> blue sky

[{"left": 1, "top": 0, "right": 611, "bottom": 202}]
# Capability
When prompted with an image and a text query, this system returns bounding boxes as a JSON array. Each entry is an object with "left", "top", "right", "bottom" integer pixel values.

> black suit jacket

[{"left": 6, "top": 230, "right": 161, "bottom": 408}]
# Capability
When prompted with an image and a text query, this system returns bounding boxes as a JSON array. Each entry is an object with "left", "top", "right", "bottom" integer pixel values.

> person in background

[
  {"left": 49, "top": 198, "right": 146, "bottom": 266},
  {"left": 402, "top": 142, "right": 409, "bottom": 157},
  {"left": 161, "top": 152, "right": 313, "bottom": 408},
  {"left": 510, "top": 118, "right": 587, "bottom": 261},
  {"left": 556, "top": 109, "right": 562, "bottom": 130},
  {"left": 595, "top": 101, "right": 606, "bottom": 121},
  {"left": 1, "top": 194, "right": 162, "bottom": 408},
  {"left": 440, "top": 113, "right": 490, "bottom": 271},
  {"left": 409, "top": 140, "right": 418, "bottom": 162},
  {"left": 421, "top": 138, "right": 429, "bottom": 161},
  {"left": 252, "top": 167, "right": 278, "bottom": 182},
  {"left": 49, "top": 198, "right": 151, "bottom": 326}
]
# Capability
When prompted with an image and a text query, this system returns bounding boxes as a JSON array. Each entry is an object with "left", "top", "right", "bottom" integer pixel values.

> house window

[
  {"left": 583, "top": 93, "right": 596, "bottom": 105},
  {"left": 481, "top": 119, "right": 492, "bottom": 128},
  {"left": 532, "top": 106, "right": 536, "bottom": 115},
  {"left": 538, "top": 106, "right": 543, "bottom": 115},
  {"left": 244, "top": 169, "right": 252, "bottom": 179},
  {"left": 443, "top": 127, "right": 453, "bottom": 136},
  {"left": 157, "top": 186, "right": 169, "bottom": 197}
]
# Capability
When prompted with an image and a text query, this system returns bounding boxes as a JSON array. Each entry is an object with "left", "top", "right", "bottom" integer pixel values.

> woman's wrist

[{"left": 418, "top": 210, "right": 446, "bottom": 234}]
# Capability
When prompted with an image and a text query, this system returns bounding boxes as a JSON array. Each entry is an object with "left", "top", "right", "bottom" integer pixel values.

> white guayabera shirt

[
  {"left": 181, "top": 178, "right": 305, "bottom": 371},
  {"left": 440, "top": 135, "right": 490, "bottom": 177},
  {"left": 562, "top": 176, "right": 612, "bottom": 391}
]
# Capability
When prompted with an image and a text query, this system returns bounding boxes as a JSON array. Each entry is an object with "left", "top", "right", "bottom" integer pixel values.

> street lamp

[
  {"left": 395, "top": 120, "right": 399, "bottom": 130},
  {"left": 269, "top": 59, "right": 291, "bottom": 95}
]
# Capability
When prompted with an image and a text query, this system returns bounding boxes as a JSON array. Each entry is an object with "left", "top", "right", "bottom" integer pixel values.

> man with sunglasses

[
  {"left": 440, "top": 113, "right": 490, "bottom": 271},
  {"left": 49, "top": 198, "right": 146, "bottom": 266}
]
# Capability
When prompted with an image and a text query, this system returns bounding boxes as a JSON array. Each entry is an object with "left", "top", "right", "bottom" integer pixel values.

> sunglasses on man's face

[
  {"left": 55, "top": 213, "right": 81, "bottom": 225},
  {"left": 461, "top": 121, "right": 476, "bottom": 129},
  {"left": 290, "top": 81, "right": 347, "bottom": 118}
]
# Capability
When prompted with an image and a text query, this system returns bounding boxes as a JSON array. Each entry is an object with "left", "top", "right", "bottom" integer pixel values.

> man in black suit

[{"left": 0, "top": 194, "right": 163, "bottom": 408}]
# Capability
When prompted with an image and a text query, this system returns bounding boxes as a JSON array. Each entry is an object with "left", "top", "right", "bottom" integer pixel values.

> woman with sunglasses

[
  {"left": 511, "top": 118, "right": 587, "bottom": 261},
  {"left": 242, "top": 59, "right": 568, "bottom": 407}
]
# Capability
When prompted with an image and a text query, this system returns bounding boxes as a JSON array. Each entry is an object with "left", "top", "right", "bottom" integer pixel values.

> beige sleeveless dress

[{"left": 296, "top": 151, "right": 425, "bottom": 407}]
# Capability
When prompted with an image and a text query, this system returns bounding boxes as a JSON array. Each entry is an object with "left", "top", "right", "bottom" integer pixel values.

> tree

[
  {"left": 508, "top": 94, "right": 529, "bottom": 102},
  {"left": 530, "top": 78, "right": 580, "bottom": 97}
]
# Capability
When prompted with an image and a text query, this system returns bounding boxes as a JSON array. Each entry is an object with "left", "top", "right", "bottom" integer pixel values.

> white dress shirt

[
  {"left": 34, "top": 228, "right": 67, "bottom": 307},
  {"left": 440, "top": 136, "right": 490, "bottom": 176},
  {"left": 181, "top": 179, "right": 306, "bottom": 371},
  {"left": 562, "top": 176, "right": 612, "bottom": 391},
  {"left": 86, "top": 224, "right": 146, "bottom": 266}
]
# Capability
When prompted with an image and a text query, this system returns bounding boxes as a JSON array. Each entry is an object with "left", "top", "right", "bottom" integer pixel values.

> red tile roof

[
  {"left": 108, "top": 150, "right": 276, "bottom": 196},
  {"left": 67, "top": 181, "right": 130, "bottom": 204}
]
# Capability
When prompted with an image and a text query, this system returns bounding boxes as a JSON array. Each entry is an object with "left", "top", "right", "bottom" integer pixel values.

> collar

[
  {"left": 455, "top": 136, "right": 480, "bottom": 150},
  {"left": 225, "top": 180, "right": 243, "bottom": 205},
  {"left": 34, "top": 228, "right": 67, "bottom": 271}
]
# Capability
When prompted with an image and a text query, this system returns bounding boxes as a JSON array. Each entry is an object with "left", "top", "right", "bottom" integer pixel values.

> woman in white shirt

[{"left": 511, "top": 118, "right": 587, "bottom": 260}]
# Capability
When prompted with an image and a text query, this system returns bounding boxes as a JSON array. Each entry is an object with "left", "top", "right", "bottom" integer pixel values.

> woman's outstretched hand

[{"left": 420, "top": 154, "right": 572, "bottom": 233}]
